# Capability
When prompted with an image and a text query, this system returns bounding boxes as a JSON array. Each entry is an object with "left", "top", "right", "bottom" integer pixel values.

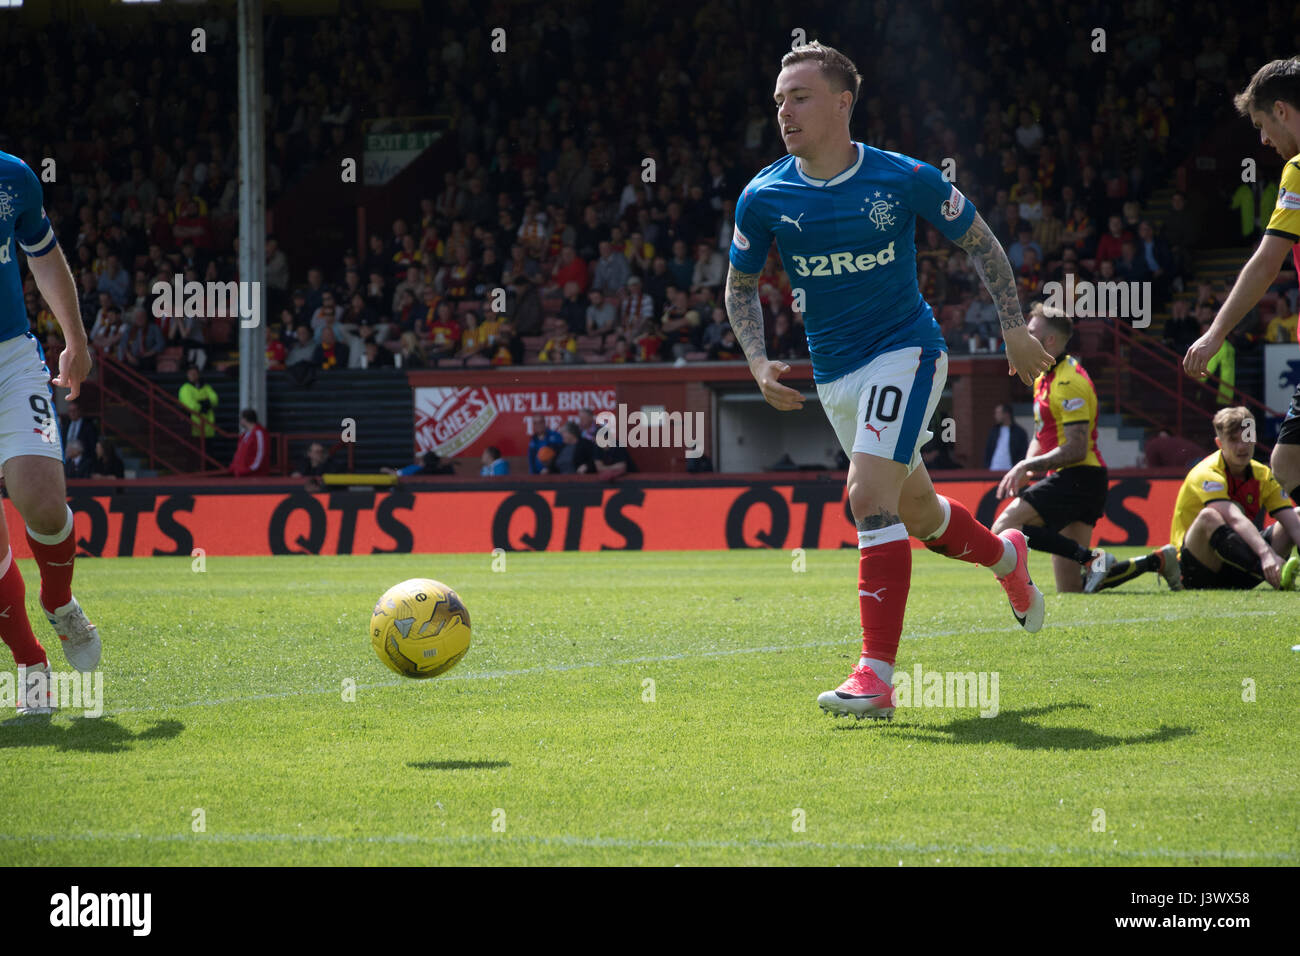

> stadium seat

[
  {"left": 580, "top": 351, "right": 605, "bottom": 363},
  {"left": 464, "top": 355, "right": 491, "bottom": 367},
  {"left": 522, "top": 336, "right": 546, "bottom": 351},
  {"left": 684, "top": 351, "right": 707, "bottom": 362},
  {"left": 577, "top": 335, "right": 603, "bottom": 351}
]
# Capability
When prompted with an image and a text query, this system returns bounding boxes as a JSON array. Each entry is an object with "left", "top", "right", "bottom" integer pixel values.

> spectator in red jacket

[
  {"left": 231, "top": 408, "right": 271, "bottom": 477},
  {"left": 549, "top": 244, "right": 589, "bottom": 295},
  {"left": 1093, "top": 214, "right": 1132, "bottom": 263}
]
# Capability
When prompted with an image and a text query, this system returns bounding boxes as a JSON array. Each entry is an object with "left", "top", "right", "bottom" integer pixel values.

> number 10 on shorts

[{"left": 863, "top": 384, "right": 902, "bottom": 427}]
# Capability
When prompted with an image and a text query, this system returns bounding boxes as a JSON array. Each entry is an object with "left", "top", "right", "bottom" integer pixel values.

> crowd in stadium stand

[{"left": 2, "top": 0, "right": 1297, "bottom": 392}]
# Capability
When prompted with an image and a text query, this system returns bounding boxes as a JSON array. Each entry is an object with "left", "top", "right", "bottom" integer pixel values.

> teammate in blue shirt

[
  {"left": 725, "top": 43, "right": 1054, "bottom": 720},
  {"left": 0, "top": 150, "right": 100, "bottom": 713}
]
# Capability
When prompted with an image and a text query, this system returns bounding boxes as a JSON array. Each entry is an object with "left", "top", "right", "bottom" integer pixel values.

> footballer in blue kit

[
  {"left": 724, "top": 43, "right": 1055, "bottom": 720},
  {"left": 0, "top": 149, "right": 101, "bottom": 713}
]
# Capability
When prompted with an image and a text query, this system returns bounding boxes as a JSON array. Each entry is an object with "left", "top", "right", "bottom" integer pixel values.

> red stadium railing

[
  {"left": 91, "top": 351, "right": 341, "bottom": 477},
  {"left": 1088, "top": 320, "right": 1282, "bottom": 449},
  {"left": 94, "top": 351, "right": 234, "bottom": 475}
]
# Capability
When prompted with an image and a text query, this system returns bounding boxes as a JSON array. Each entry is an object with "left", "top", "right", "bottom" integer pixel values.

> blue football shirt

[
  {"left": 730, "top": 141, "right": 976, "bottom": 384},
  {"left": 0, "top": 150, "right": 59, "bottom": 343}
]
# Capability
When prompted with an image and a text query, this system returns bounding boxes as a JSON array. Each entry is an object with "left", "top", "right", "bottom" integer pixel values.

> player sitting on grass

[
  {"left": 991, "top": 303, "right": 1112, "bottom": 593},
  {"left": 726, "top": 42, "right": 1054, "bottom": 721},
  {"left": 1089, "top": 406, "right": 1300, "bottom": 592}
]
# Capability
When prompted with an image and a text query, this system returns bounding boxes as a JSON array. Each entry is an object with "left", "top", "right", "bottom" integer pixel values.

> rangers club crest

[
  {"left": 0, "top": 185, "right": 15, "bottom": 222},
  {"left": 863, "top": 191, "right": 898, "bottom": 231}
]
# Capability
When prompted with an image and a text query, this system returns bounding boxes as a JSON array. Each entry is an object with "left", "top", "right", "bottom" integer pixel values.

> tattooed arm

[
  {"left": 954, "top": 212, "right": 1053, "bottom": 386},
  {"left": 726, "top": 263, "right": 803, "bottom": 410}
]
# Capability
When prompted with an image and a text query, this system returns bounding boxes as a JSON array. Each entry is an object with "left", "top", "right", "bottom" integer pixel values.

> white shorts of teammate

[
  {"left": 817, "top": 344, "right": 947, "bottom": 472},
  {"left": 0, "top": 332, "right": 63, "bottom": 466}
]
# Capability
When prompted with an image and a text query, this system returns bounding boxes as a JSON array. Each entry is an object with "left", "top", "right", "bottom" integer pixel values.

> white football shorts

[
  {"left": 0, "top": 331, "right": 63, "bottom": 465},
  {"left": 817, "top": 344, "right": 947, "bottom": 472}
]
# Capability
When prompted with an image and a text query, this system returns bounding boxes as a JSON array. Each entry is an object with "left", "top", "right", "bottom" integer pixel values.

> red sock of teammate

[
  {"left": 0, "top": 548, "right": 47, "bottom": 668},
  {"left": 858, "top": 525, "right": 911, "bottom": 676},
  {"left": 921, "top": 496, "right": 1009, "bottom": 569},
  {"left": 25, "top": 505, "right": 76, "bottom": 614}
]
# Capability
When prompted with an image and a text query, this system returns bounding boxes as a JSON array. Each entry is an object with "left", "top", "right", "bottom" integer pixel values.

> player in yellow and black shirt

[
  {"left": 1185, "top": 58, "right": 1300, "bottom": 499},
  {"left": 1092, "top": 407, "right": 1300, "bottom": 591},
  {"left": 992, "top": 303, "right": 1111, "bottom": 592}
]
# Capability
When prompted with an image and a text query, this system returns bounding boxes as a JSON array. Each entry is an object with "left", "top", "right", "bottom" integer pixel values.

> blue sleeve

[
  {"left": 13, "top": 159, "right": 57, "bottom": 257},
  {"left": 728, "top": 185, "right": 775, "bottom": 273},
  {"left": 397, "top": 463, "right": 421, "bottom": 476},
  {"left": 904, "top": 158, "right": 976, "bottom": 243}
]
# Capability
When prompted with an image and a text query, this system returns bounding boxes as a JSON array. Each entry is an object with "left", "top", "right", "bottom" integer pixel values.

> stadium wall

[{"left": 13, "top": 472, "right": 1197, "bottom": 557}]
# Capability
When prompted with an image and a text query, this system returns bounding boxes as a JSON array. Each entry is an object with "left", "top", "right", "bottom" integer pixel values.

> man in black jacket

[
  {"left": 984, "top": 403, "right": 1029, "bottom": 470},
  {"left": 548, "top": 422, "right": 597, "bottom": 474}
]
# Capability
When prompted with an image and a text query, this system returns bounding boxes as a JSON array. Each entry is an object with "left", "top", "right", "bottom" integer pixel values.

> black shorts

[
  {"left": 1277, "top": 383, "right": 1300, "bottom": 446},
  {"left": 1019, "top": 465, "right": 1109, "bottom": 531},
  {"left": 1178, "top": 545, "right": 1263, "bottom": 590},
  {"left": 1177, "top": 523, "right": 1277, "bottom": 590}
]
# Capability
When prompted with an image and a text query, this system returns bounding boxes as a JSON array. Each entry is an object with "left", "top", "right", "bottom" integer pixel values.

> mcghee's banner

[
  {"left": 10, "top": 477, "right": 1189, "bottom": 557},
  {"left": 413, "top": 385, "right": 619, "bottom": 459}
]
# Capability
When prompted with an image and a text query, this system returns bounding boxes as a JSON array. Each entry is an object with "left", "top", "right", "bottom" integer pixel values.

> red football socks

[
  {"left": 858, "top": 526, "right": 911, "bottom": 666},
  {"left": 923, "top": 496, "right": 1005, "bottom": 567},
  {"left": 0, "top": 549, "right": 46, "bottom": 668},
  {"left": 25, "top": 506, "right": 76, "bottom": 614}
]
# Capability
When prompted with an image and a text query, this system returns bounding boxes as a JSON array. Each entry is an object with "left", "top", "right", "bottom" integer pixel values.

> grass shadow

[
  {"left": 0, "top": 717, "right": 184, "bottom": 754},
  {"left": 834, "top": 703, "right": 1194, "bottom": 751},
  {"left": 407, "top": 759, "right": 511, "bottom": 770}
]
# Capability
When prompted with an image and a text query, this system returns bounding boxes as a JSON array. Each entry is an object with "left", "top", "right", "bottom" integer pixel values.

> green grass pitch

[{"left": 0, "top": 548, "right": 1296, "bottom": 866}]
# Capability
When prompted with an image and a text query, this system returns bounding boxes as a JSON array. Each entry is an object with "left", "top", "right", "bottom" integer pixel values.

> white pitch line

[
  {"left": 0, "top": 830, "right": 1291, "bottom": 862},
  {"left": 73, "top": 606, "right": 1288, "bottom": 717}
]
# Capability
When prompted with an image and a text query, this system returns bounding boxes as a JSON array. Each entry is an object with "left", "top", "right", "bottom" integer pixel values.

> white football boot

[
  {"left": 16, "top": 662, "right": 54, "bottom": 715},
  {"left": 44, "top": 596, "right": 101, "bottom": 672}
]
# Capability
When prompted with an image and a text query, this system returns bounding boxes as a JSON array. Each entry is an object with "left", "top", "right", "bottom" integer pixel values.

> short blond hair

[
  {"left": 1029, "top": 301, "right": 1073, "bottom": 343},
  {"left": 1212, "top": 406, "right": 1253, "bottom": 439}
]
